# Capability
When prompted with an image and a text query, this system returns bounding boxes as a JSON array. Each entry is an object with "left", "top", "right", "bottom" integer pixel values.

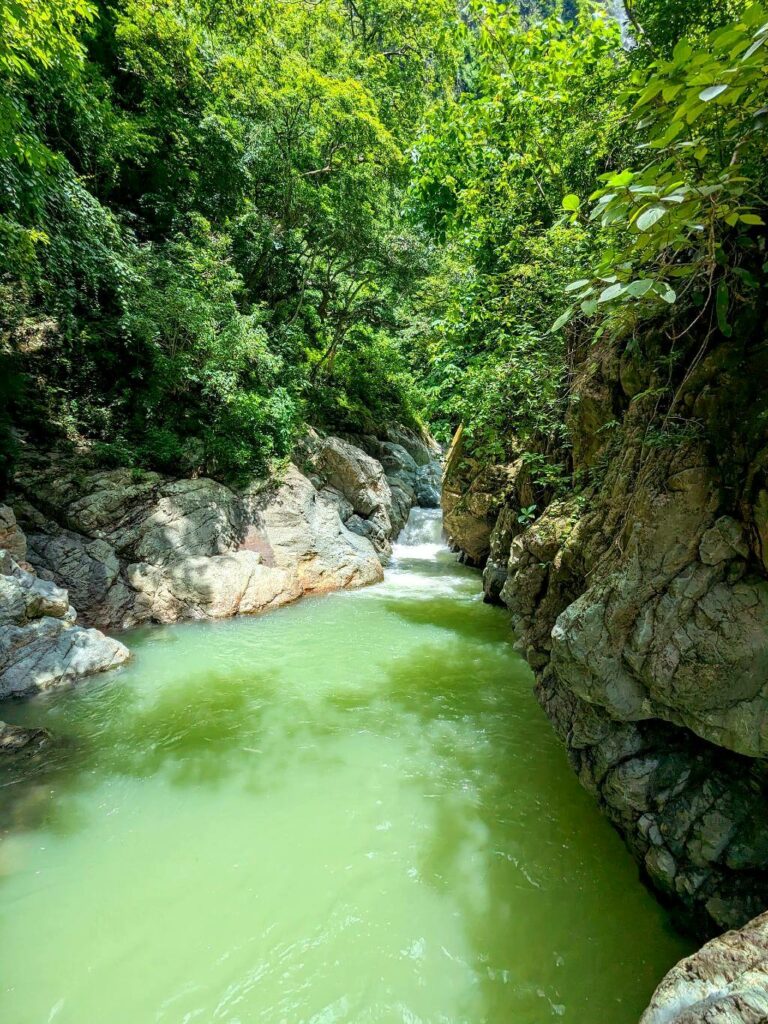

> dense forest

[{"left": 1, "top": 0, "right": 766, "bottom": 489}]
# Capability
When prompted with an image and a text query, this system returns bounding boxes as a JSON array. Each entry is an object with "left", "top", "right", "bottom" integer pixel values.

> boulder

[
  {"left": 242, "top": 463, "right": 384, "bottom": 593},
  {"left": 311, "top": 437, "right": 394, "bottom": 556},
  {"left": 0, "top": 554, "right": 129, "bottom": 698},
  {"left": 0, "top": 505, "right": 26, "bottom": 562},
  {"left": 641, "top": 911, "right": 768, "bottom": 1024},
  {"left": 384, "top": 423, "right": 440, "bottom": 467},
  {"left": 415, "top": 461, "right": 441, "bottom": 509},
  {"left": 12, "top": 437, "right": 394, "bottom": 632},
  {"left": 345, "top": 432, "right": 443, "bottom": 529}
]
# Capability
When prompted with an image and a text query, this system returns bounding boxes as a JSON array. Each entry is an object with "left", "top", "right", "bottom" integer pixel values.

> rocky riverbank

[{"left": 0, "top": 424, "right": 440, "bottom": 699}]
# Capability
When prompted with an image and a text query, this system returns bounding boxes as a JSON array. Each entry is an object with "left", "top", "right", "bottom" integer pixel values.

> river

[{"left": 0, "top": 509, "right": 689, "bottom": 1023}]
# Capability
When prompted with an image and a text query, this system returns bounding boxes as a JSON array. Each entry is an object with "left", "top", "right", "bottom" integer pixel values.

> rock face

[
  {"left": 341, "top": 425, "right": 443, "bottom": 535},
  {"left": 0, "top": 507, "right": 130, "bottom": 698},
  {"left": 641, "top": 911, "right": 768, "bottom": 1023},
  {"left": 7, "top": 427, "right": 440, "bottom": 636},
  {"left": 441, "top": 425, "right": 531, "bottom": 568},
  {"left": 442, "top": 328, "right": 768, "bottom": 939}
]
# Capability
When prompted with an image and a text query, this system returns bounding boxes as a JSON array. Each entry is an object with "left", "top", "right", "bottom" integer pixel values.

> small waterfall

[{"left": 392, "top": 508, "right": 444, "bottom": 562}]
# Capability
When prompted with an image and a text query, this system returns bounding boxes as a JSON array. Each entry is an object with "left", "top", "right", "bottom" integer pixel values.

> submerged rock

[
  {"left": 641, "top": 911, "right": 768, "bottom": 1023},
  {"left": 0, "top": 720, "right": 52, "bottom": 756}
]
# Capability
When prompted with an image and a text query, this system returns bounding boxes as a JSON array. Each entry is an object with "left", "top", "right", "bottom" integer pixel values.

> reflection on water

[{"left": 0, "top": 509, "right": 690, "bottom": 1024}]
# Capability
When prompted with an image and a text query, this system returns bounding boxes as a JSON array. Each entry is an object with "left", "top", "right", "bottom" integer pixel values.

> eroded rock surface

[
  {"left": 641, "top": 911, "right": 768, "bottom": 1024},
  {"left": 441, "top": 427, "right": 528, "bottom": 568}
]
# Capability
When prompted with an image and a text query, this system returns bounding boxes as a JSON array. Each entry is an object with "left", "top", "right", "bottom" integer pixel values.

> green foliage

[
  {"left": 626, "top": 0, "right": 748, "bottom": 54},
  {"left": 556, "top": 4, "right": 768, "bottom": 339},
  {"left": 408, "top": 3, "right": 624, "bottom": 456},
  {"left": 1, "top": 0, "right": 462, "bottom": 481},
  {"left": 3, "top": 0, "right": 764, "bottom": 491}
]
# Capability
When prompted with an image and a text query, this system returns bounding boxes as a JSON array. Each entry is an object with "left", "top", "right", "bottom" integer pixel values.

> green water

[{"left": 0, "top": 511, "right": 689, "bottom": 1024}]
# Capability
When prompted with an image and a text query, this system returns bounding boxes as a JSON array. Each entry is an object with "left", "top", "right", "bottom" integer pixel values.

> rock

[
  {"left": 2, "top": 427, "right": 428, "bottom": 697},
  {"left": 357, "top": 438, "right": 418, "bottom": 536},
  {"left": 441, "top": 428, "right": 521, "bottom": 567},
  {"left": 0, "top": 554, "right": 129, "bottom": 698},
  {"left": 126, "top": 551, "right": 301, "bottom": 623},
  {"left": 243, "top": 463, "right": 384, "bottom": 593},
  {"left": 311, "top": 437, "right": 394, "bottom": 556},
  {"left": 0, "top": 505, "right": 27, "bottom": 562},
  {"left": 11, "top": 433, "right": 401, "bottom": 631},
  {"left": 551, "top": 535, "right": 768, "bottom": 757},
  {"left": 344, "top": 432, "right": 442, "bottom": 530},
  {"left": 0, "top": 720, "right": 52, "bottom": 755},
  {"left": 384, "top": 423, "right": 440, "bottom": 467},
  {"left": 483, "top": 507, "right": 521, "bottom": 603},
  {"left": 415, "top": 461, "right": 441, "bottom": 509},
  {"left": 640, "top": 911, "right": 768, "bottom": 1024},
  {"left": 700, "top": 516, "right": 750, "bottom": 566}
]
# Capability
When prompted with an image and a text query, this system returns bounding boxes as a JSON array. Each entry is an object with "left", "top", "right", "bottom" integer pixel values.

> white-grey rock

[
  {"left": 0, "top": 551, "right": 129, "bottom": 698},
  {"left": 9, "top": 426, "right": 437, "bottom": 637},
  {"left": 641, "top": 911, "right": 768, "bottom": 1023},
  {"left": 0, "top": 505, "right": 27, "bottom": 562}
]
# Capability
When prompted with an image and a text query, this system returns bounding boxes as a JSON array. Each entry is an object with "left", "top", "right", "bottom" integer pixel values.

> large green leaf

[{"left": 636, "top": 206, "right": 668, "bottom": 232}]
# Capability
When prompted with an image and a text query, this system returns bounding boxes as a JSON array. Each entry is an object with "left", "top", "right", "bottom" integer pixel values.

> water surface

[{"left": 0, "top": 511, "right": 689, "bottom": 1023}]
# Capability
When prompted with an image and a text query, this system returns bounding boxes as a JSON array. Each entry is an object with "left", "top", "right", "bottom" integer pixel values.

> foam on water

[{"left": 391, "top": 507, "right": 446, "bottom": 565}]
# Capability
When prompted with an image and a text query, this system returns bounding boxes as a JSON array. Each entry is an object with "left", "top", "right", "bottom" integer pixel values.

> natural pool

[{"left": 0, "top": 511, "right": 689, "bottom": 1023}]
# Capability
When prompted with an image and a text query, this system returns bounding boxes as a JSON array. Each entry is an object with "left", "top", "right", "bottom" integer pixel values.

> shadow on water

[
  {"left": 0, "top": 668, "right": 282, "bottom": 841},
  {"left": 378, "top": 591, "right": 513, "bottom": 645}
]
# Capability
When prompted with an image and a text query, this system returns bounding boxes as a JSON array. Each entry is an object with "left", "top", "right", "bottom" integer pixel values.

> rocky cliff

[
  {"left": 1, "top": 424, "right": 440, "bottom": 698},
  {"left": 442, "top": 326, "right": 768, "bottom": 942}
]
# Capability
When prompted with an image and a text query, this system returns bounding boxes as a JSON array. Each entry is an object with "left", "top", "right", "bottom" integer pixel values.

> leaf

[
  {"left": 740, "top": 214, "right": 765, "bottom": 225},
  {"left": 561, "top": 194, "right": 581, "bottom": 211},
  {"left": 634, "top": 79, "right": 664, "bottom": 109},
  {"left": 699, "top": 84, "right": 729, "bottom": 102},
  {"left": 565, "top": 278, "right": 591, "bottom": 293},
  {"left": 716, "top": 281, "right": 732, "bottom": 336},
  {"left": 653, "top": 283, "right": 677, "bottom": 304},
  {"left": 606, "top": 170, "right": 634, "bottom": 187},
  {"left": 581, "top": 299, "right": 598, "bottom": 316},
  {"left": 598, "top": 283, "right": 625, "bottom": 303},
  {"left": 636, "top": 205, "right": 668, "bottom": 232},
  {"left": 624, "top": 279, "right": 654, "bottom": 298},
  {"left": 742, "top": 35, "right": 767, "bottom": 60},
  {"left": 550, "top": 307, "right": 575, "bottom": 333},
  {"left": 672, "top": 39, "right": 693, "bottom": 64},
  {"left": 712, "top": 28, "right": 744, "bottom": 51},
  {"left": 650, "top": 119, "right": 685, "bottom": 147}
]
